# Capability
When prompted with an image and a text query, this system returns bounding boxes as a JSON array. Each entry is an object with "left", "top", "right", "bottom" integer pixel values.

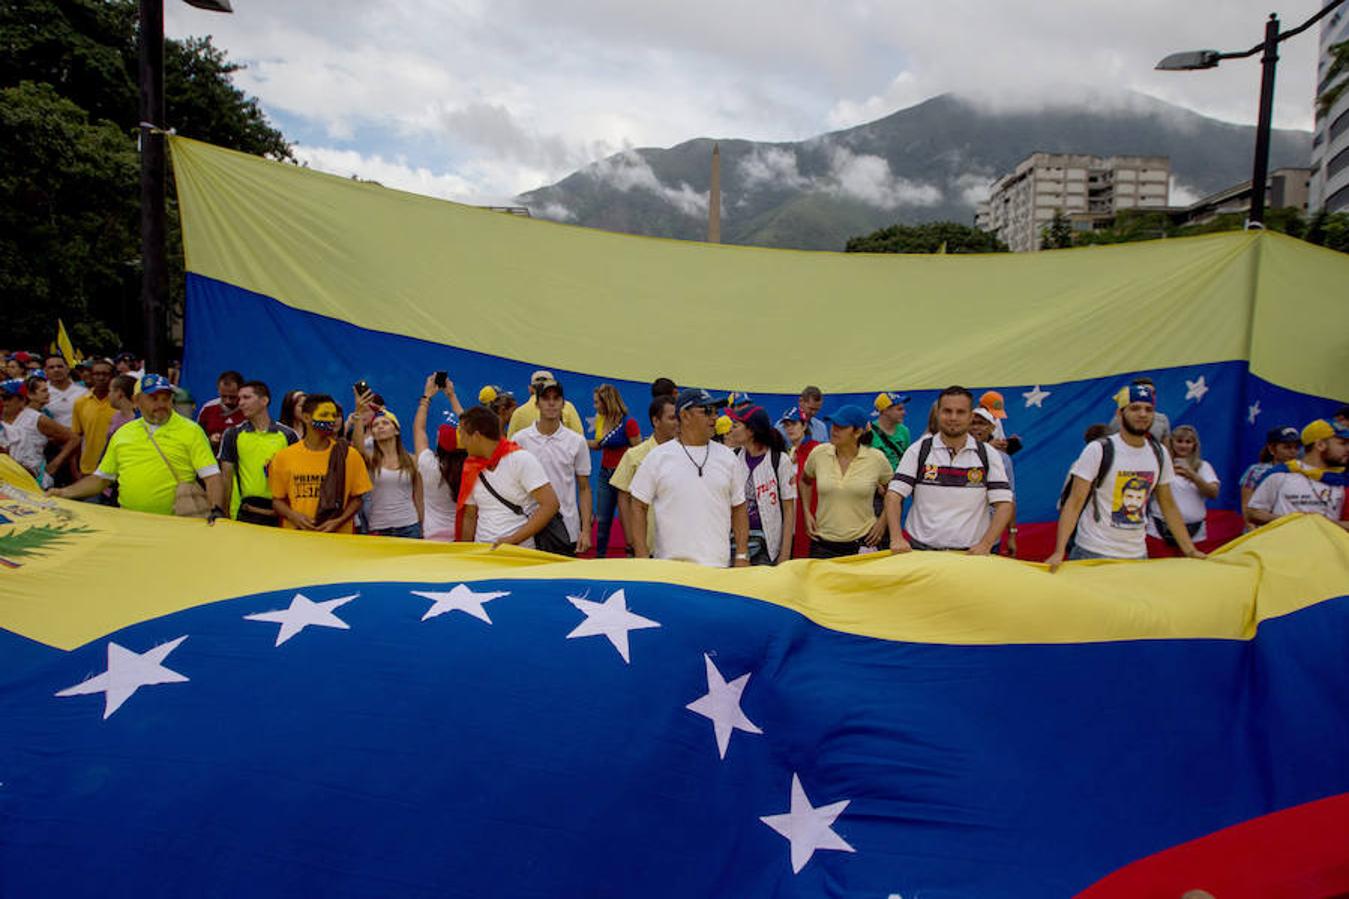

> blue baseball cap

[
  {"left": 1266, "top": 426, "right": 1300, "bottom": 445},
  {"left": 675, "top": 388, "right": 728, "bottom": 414},
  {"left": 136, "top": 373, "right": 175, "bottom": 396},
  {"left": 778, "top": 405, "right": 807, "bottom": 424},
  {"left": 725, "top": 391, "right": 754, "bottom": 408},
  {"left": 0, "top": 378, "right": 27, "bottom": 398},
  {"left": 823, "top": 404, "right": 870, "bottom": 429}
]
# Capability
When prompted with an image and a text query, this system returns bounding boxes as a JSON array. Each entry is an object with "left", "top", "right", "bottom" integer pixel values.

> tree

[
  {"left": 0, "top": 0, "right": 291, "bottom": 352},
  {"left": 844, "top": 221, "right": 1008, "bottom": 254},
  {"left": 1039, "top": 210, "right": 1074, "bottom": 249}
]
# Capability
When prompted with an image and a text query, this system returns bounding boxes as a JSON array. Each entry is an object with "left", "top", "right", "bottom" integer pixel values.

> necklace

[{"left": 678, "top": 439, "right": 711, "bottom": 477}]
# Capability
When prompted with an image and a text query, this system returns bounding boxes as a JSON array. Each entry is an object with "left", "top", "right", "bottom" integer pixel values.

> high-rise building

[
  {"left": 979, "top": 153, "right": 1171, "bottom": 252},
  {"left": 1311, "top": 0, "right": 1349, "bottom": 213}
]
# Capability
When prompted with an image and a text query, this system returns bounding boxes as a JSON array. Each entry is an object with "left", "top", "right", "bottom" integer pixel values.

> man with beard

[
  {"left": 885, "top": 386, "right": 1013, "bottom": 554},
  {"left": 50, "top": 374, "right": 224, "bottom": 516},
  {"left": 1246, "top": 419, "right": 1349, "bottom": 530},
  {"left": 1047, "top": 382, "right": 1202, "bottom": 569}
]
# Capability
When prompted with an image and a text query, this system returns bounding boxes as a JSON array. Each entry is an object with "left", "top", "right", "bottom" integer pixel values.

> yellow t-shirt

[
  {"left": 95, "top": 414, "right": 219, "bottom": 516},
  {"left": 803, "top": 444, "right": 893, "bottom": 542},
  {"left": 268, "top": 441, "right": 374, "bottom": 534},
  {"left": 610, "top": 436, "right": 658, "bottom": 548},
  {"left": 506, "top": 396, "right": 585, "bottom": 437},
  {"left": 71, "top": 393, "right": 115, "bottom": 474}
]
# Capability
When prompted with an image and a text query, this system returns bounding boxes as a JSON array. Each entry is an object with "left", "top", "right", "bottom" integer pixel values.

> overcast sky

[{"left": 166, "top": 0, "right": 1328, "bottom": 205}]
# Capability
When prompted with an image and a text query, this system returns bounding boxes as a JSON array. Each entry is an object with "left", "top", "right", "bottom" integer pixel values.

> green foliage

[
  {"left": 1039, "top": 210, "right": 1074, "bottom": 250},
  {"left": 0, "top": 0, "right": 291, "bottom": 352},
  {"left": 1071, "top": 207, "right": 1347, "bottom": 253},
  {"left": 0, "top": 523, "right": 94, "bottom": 563},
  {"left": 844, "top": 221, "right": 1009, "bottom": 254}
]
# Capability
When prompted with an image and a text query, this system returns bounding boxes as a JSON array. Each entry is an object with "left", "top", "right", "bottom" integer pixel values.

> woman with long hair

[
  {"left": 780, "top": 406, "right": 821, "bottom": 559},
  {"left": 353, "top": 390, "right": 423, "bottom": 538},
  {"left": 1239, "top": 425, "right": 1300, "bottom": 526},
  {"left": 588, "top": 383, "right": 640, "bottom": 558},
  {"left": 1148, "top": 424, "right": 1219, "bottom": 548},
  {"left": 279, "top": 389, "right": 307, "bottom": 437},
  {"left": 728, "top": 405, "right": 796, "bottom": 565},
  {"left": 1, "top": 378, "right": 73, "bottom": 487},
  {"left": 413, "top": 373, "right": 467, "bottom": 542}
]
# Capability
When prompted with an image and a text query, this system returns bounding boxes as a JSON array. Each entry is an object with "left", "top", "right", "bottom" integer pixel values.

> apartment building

[
  {"left": 1311, "top": 0, "right": 1349, "bottom": 213},
  {"left": 979, "top": 153, "right": 1171, "bottom": 251}
]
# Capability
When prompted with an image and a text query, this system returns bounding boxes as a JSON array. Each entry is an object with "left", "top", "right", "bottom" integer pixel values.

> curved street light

[{"left": 1156, "top": 0, "right": 1348, "bottom": 227}]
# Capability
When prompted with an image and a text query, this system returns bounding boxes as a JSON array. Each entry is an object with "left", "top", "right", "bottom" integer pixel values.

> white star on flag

[
  {"left": 1022, "top": 385, "right": 1051, "bottom": 408},
  {"left": 411, "top": 585, "right": 509, "bottom": 624},
  {"left": 1248, "top": 400, "right": 1262, "bottom": 424},
  {"left": 1185, "top": 376, "right": 1209, "bottom": 403},
  {"left": 686, "top": 653, "right": 762, "bottom": 759},
  {"left": 55, "top": 636, "right": 190, "bottom": 719},
  {"left": 244, "top": 593, "right": 358, "bottom": 646},
  {"left": 760, "top": 773, "right": 856, "bottom": 874},
  {"left": 565, "top": 589, "right": 660, "bottom": 663}
]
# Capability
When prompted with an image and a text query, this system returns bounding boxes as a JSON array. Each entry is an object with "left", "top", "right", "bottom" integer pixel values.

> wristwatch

[
  {"left": 735, "top": 552, "right": 749, "bottom": 560},
  {"left": 1008, "top": 527, "right": 1018, "bottom": 534}
]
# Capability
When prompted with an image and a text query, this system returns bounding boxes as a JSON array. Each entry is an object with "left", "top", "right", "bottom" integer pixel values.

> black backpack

[{"left": 912, "top": 435, "right": 991, "bottom": 484}]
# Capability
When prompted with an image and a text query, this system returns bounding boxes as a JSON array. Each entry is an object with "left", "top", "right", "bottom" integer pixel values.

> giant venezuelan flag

[
  {"left": 169, "top": 137, "right": 1349, "bottom": 553},
  {"left": 3, "top": 452, "right": 1349, "bottom": 896}
]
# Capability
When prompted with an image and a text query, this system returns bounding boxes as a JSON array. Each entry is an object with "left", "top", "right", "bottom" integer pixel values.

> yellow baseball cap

[{"left": 1301, "top": 419, "right": 1349, "bottom": 445}]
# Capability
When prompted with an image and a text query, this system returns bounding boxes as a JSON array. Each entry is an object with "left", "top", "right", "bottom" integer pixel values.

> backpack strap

[
  {"left": 974, "top": 439, "right": 989, "bottom": 476},
  {"left": 1088, "top": 436, "right": 1115, "bottom": 522},
  {"left": 914, "top": 435, "right": 934, "bottom": 474},
  {"left": 477, "top": 470, "right": 526, "bottom": 518}
]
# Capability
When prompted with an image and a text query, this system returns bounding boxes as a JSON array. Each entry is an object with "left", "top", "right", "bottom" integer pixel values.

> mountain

[{"left": 517, "top": 93, "right": 1312, "bottom": 250}]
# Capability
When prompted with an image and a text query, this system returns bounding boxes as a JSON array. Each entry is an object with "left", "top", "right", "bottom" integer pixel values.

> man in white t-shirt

[
  {"left": 458, "top": 406, "right": 560, "bottom": 550},
  {"left": 1247, "top": 419, "right": 1348, "bottom": 529},
  {"left": 629, "top": 388, "right": 749, "bottom": 568},
  {"left": 514, "top": 379, "right": 592, "bottom": 556},
  {"left": 41, "top": 353, "right": 87, "bottom": 429},
  {"left": 1047, "top": 382, "right": 1203, "bottom": 570}
]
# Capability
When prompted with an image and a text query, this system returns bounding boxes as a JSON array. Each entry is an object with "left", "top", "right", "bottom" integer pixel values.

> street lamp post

[
  {"left": 137, "top": 0, "right": 233, "bottom": 374},
  {"left": 1156, "top": 0, "right": 1348, "bottom": 228}
]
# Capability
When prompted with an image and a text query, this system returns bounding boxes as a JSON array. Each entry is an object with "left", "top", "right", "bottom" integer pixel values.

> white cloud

[
  {"left": 534, "top": 202, "right": 576, "bottom": 222},
  {"left": 1170, "top": 176, "right": 1203, "bottom": 207},
  {"left": 954, "top": 172, "right": 996, "bottom": 207},
  {"left": 825, "top": 147, "right": 943, "bottom": 209},
  {"left": 291, "top": 146, "right": 518, "bottom": 206},
  {"left": 585, "top": 150, "right": 708, "bottom": 217},
  {"left": 737, "top": 146, "right": 811, "bottom": 190},
  {"left": 165, "top": 0, "right": 1321, "bottom": 206}
]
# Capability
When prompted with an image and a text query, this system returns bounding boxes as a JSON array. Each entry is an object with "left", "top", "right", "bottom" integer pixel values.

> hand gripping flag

[{"left": 2, "top": 460, "right": 1348, "bottom": 897}]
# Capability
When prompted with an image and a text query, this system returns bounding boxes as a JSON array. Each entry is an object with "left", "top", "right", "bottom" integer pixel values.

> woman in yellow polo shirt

[{"left": 800, "top": 404, "right": 893, "bottom": 558}]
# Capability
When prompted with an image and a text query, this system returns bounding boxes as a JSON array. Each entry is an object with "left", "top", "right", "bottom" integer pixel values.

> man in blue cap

[
  {"left": 629, "top": 388, "right": 749, "bottom": 567},
  {"left": 51, "top": 374, "right": 224, "bottom": 517},
  {"left": 1047, "top": 381, "right": 1202, "bottom": 569}
]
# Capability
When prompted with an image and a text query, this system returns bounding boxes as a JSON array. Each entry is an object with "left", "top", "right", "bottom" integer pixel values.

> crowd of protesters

[{"left": 3, "top": 346, "right": 1347, "bottom": 571}]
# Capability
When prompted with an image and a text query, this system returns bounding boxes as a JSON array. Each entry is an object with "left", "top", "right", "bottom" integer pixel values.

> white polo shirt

[
  {"left": 515, "top": 422, "right": 592, "bottom": 541},
  {"left": 629, "top": 439, "right": 745, "bottom": 567},
  {"left": 888, "top": 434, "right": 1013, "bottom": 550}
]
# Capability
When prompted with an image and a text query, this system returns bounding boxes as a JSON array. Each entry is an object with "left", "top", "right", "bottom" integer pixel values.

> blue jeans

[
  {"left": 594, "top": 465, "right": 619, "bottom": 557},
  {"left": 370, "top": 522, "right": 423, "bottom": 539},
  {"left": 1068, "top": 544, "right": 1119, "bottom": 561}
]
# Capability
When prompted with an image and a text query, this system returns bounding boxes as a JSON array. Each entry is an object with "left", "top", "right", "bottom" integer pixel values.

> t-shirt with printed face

[
  {"left": 1068, "top": 434, "right": 1174, "bottom": 559},
  {"left": 467, "top": 448, "right": 551, "bottom": 548},
  {"left": 267, "top": 441, "right": 373, "bottom": 534}
]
